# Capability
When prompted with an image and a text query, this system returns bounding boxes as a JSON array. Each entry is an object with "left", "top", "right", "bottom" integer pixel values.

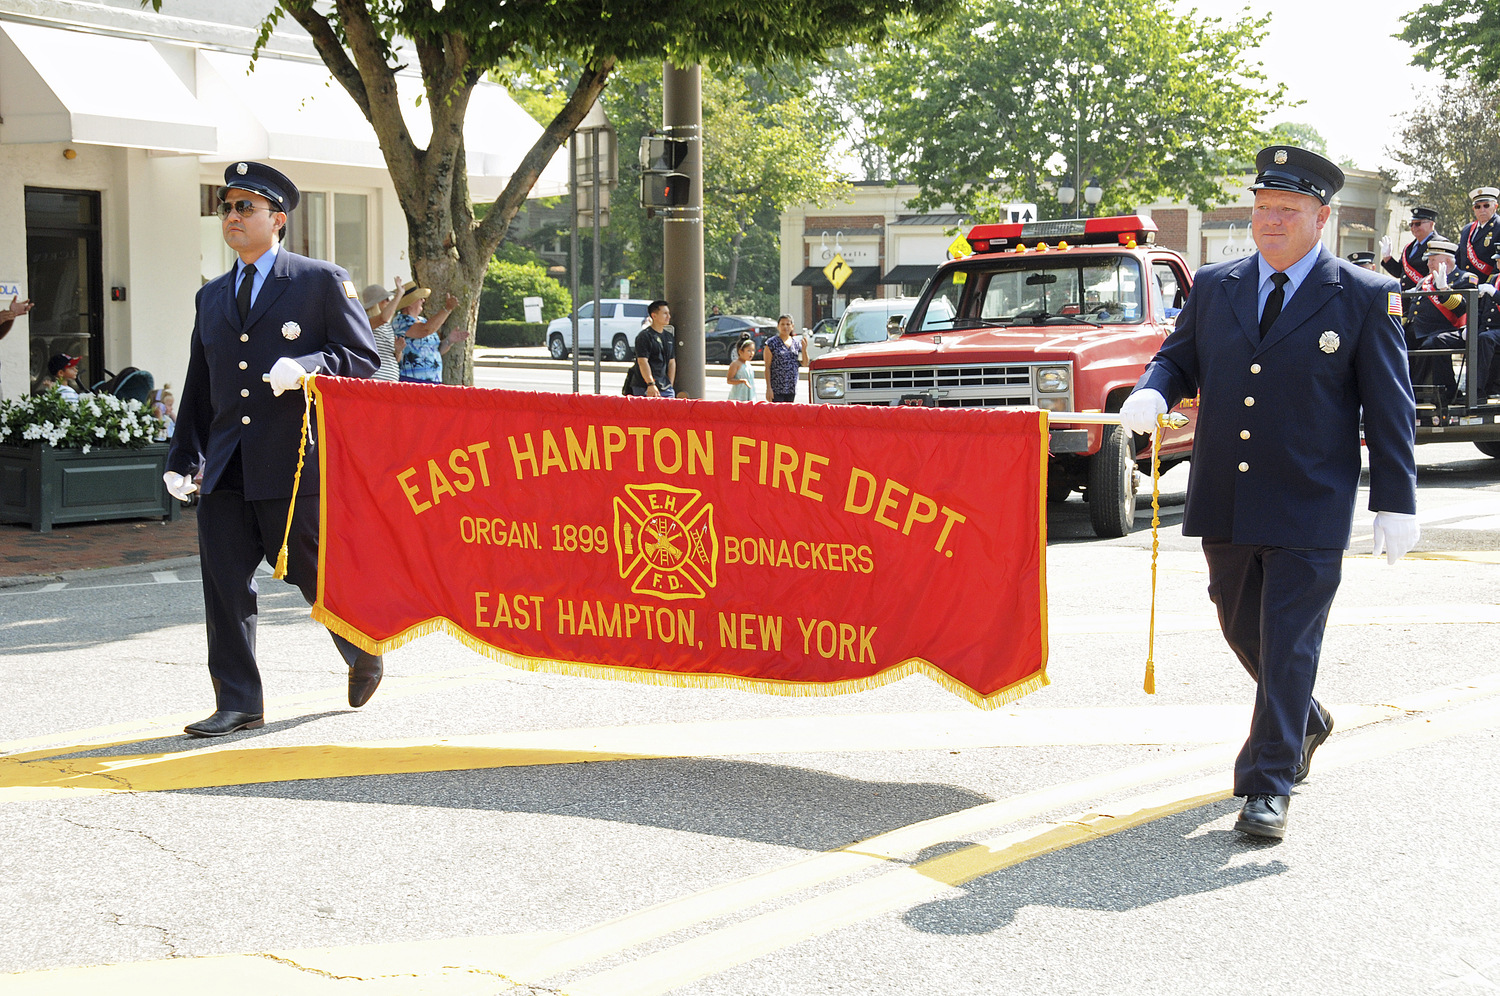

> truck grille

[{"left": 848, "top": 365, "right": 1032, "bottom": 391}]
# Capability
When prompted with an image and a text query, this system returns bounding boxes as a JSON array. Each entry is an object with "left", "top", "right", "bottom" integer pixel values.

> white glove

[
  {"left": 1380, "top": 236, "right": 1393, "bottom": 260},
  {"left": 268, "top": 356, "right": 309, "bottom": 397},
  {"left": 1372, "top": 510, "right": 1420, "bottom": 565},
  {"left": 1117, "top": 388, "right": 1168, "bottom": 436},
  {"left": 163, "top": 471, "right": 197, "bottom": 501},
  {"left": 1435, "top": 261, "right": 1450, "bottom": 290},
  {"left": 1480, "top": 284, "right": 1496, "bottom": 297}
]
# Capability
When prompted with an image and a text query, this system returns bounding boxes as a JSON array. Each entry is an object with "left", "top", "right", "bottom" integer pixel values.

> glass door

[{"left": 25, "top": 189, "right": 103, "bottom": 393}]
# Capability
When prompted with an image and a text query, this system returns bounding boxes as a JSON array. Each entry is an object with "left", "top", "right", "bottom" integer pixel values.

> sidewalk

[{"left": 0, "top": 506, "right": 199, "bottom": 580}]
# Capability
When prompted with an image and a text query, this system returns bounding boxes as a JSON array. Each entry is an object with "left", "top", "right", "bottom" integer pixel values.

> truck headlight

[
  {"left": 1036, "top": 397, "right": 1070, "bottom": 412},
  {"left": 815, "top": 373, "right": 846, "bottom": 399},
  {"left": 1034, "top": 365, "right": 1071, "bottom": 393}
]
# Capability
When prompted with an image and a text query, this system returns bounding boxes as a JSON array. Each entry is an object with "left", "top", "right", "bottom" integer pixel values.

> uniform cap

[
  {"left": 221, "top": 161, "right": 300, "bottom": 213},
  {"left": 1470, "top": 186, "right": 1500, "bottom": 203},
  {"left": 1424, "top": 239, "right": 1459, "bottom": 258},
  {"left": 1410, "top": 205, "right": 1439, "bottom": 222},
  {"left": 1346, "top": 250, "right": 1376, "bottom": 265},
  {"left": 1248, "top": 146, "right": 1344, "bottom": 204},
  {"left": 47, "top": 353, "right": 79, "bottom": 376}
]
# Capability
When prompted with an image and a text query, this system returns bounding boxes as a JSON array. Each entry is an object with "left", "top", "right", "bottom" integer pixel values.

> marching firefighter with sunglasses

[{"left": 164, "top": 162, "right": 382, "bottom": 738}]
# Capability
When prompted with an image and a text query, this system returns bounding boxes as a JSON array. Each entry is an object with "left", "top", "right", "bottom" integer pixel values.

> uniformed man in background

[
  {"left": 1409, "top": 238, "right": 1500, "bottom": 403},
  {"left": 1455, "top": 186, "right": 1500, "bottom": 284},
  {"left": 1119, "top": 146, "right": 1419, "bottom": 840},
  {"left": 164, "top": 162, "right": 383, "bottom": 738},
  {"left": 1382, "top": 205, "right": 1441, "bottom": 297},
  {"left": 1346, "top": 250, "right": 1379, "bottom": 271}
]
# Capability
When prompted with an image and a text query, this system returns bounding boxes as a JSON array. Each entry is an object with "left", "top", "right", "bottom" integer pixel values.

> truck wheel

[
  {"left": 548, "top": 334, "right": 568, "bottom": 360},
  {"left": 1475, "top": 440, "right": 1500, "bottom": 458},
  {"left": 1088, "top": 425, "right": 1139, "bottom": 538},
  {"left": 611, "top": 335, "right": 631, "bottom": 362}
]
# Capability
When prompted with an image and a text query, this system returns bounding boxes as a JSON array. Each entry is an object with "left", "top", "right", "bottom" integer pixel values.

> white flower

[
  {"left": 81, "top": 444, "right": 91, "bottom": 454},
  {"left": 118, "top": 429, "right": 130, "bottom": 443}
]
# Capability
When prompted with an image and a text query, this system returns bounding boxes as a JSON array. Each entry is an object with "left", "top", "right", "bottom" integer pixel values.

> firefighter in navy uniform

[
  {"left": 1117, "top": 146, "right": 1419, "bottom": 840},
  {"left": 1381, "top": 205, "right": 1441, "bottom": 310},
  {"left": 164, "top": 162, "right": 384, "bottom": 738},
  {"left": 1346, "top": 250, "right": 1378, "bottom": 271},
  {"left": 1455, "top": 186, "right": 1500, "bottom": 285},
  {"left": 1410, "top": 238, "right": 1500, "bottom": 403}
]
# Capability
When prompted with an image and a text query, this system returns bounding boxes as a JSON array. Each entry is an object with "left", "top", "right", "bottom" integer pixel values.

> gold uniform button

[
  {"left": 238, "top": 361, "right": 248, "bottom": 370},
  {"left": 1240, "top": 430, "right": 1251, "bottom": 440},
  {"left": 241, "top": 416, "right": 251, "bottom": 425},
  {"left": 1250, "top": 363, "right": 1261, "bottom": 374},
  {"left": 1244, "top": 396, "right": 1255, "bottom": 406},
  {"left": 240, "top": 389, "right": 249, "bottom": 397},
  {"left": 239, "top": 334, "right": 249, "bottom": 342},
  {"left": 1238, "top": 462, "right": 1249, "bottom": 472}
]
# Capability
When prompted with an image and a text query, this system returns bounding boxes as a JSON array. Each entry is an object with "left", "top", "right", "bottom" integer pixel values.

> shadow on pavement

[
  {"left": 43, "top": 712, "right": 352, "bottom": 760},
  {"left": 179, "top": 756, "right": 994, "bottom": 852},
  {"left": 900, "top": 801, "right": 1286, "bottom": 934}
]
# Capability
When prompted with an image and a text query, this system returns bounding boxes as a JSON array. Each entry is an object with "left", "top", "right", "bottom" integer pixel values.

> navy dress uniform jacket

[
  {"left": 1136, "top": 247, "right": 1417, "bottom": 549},
  {"left": 167, "top": 248, "right": 378, "bottom": 500}
]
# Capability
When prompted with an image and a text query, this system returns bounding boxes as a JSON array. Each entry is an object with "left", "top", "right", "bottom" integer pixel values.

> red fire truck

[{"left": 808, "top": 215, "right": 1198, "bottom": 538}]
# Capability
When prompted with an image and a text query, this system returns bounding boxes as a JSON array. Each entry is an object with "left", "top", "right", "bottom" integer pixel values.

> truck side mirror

[
  {"left": 813, "top": 334, "right": 831, "bottom": 347},
  {"left": 887, "top": 315, "right": 906, "bottom": 338}
]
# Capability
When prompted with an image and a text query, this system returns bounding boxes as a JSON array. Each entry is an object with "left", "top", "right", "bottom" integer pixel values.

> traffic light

[{"left": 639, "top": 134, "right": 690, "bottom": 209}]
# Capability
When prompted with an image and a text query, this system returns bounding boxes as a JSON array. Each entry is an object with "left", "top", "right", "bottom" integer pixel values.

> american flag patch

[{"left": 1388, "top": 291, "right": 1403, "bottom": 315}]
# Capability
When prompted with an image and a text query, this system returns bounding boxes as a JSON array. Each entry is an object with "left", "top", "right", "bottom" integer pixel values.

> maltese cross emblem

[{"left": 613, "top": 484, "right": 717, "bottom": 601}]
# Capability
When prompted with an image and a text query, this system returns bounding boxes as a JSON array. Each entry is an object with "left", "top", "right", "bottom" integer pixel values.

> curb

[{"left": 0, "top": 553, "right": 202, "bottom": 589}]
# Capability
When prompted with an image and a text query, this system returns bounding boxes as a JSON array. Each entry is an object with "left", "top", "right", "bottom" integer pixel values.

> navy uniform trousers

[{"left": 198, "top": 448, "right": 364, "bottom": 713}]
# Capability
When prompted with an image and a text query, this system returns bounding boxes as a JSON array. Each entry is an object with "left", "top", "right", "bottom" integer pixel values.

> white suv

[
  {"left": 807, "top": 297, "right": 954, "bottom": 361},
  {"left": 547, "top": 299, "right": 654, "bottom": 361}
]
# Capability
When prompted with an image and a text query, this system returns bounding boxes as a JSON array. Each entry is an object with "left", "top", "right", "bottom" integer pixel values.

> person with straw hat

[{"left": 393, "top": 282, "right": 466, "bottom": 384}]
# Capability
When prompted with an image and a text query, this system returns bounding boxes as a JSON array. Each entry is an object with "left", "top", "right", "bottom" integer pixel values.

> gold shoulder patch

[{"left": 342, "top": 280, "right": 358, "bottom": 299}]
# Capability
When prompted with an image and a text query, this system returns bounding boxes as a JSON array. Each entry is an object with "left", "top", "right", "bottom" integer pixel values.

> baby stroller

[{"left": 91, "top": 366, "right": 155, "bottom": 404}]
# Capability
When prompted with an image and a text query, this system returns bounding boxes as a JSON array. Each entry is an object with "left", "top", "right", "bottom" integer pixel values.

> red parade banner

[{"left": 307, "top": 379, "right": 1049, "bottom": 708}]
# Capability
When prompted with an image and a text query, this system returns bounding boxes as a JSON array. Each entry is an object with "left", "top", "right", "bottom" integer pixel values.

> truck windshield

[{"left": 916, "top": 256, "right": 1146, "bottom": 328}]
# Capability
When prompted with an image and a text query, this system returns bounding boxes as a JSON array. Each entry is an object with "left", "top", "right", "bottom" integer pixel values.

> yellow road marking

[{"left": 562, "top": 692, "right": 1500, "bottom": 996}]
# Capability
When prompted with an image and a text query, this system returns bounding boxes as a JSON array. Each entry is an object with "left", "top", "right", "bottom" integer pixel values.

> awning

[
  {"left": 790, "top": 265, "right": 880, "bottom": 290},
  {"left": 197, "top": 50, "right": 568, "bottom": 198},
  {"left": 881, "top": 265, "right": 936, "bottom": 284},
  {"left": 0, "top": 21, "right": 217, "bottom": 153}
]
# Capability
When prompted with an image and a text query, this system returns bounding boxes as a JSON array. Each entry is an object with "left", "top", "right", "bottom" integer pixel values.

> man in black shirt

[{"left": 632, "top": 300, "right": 677, "bottom": 397}]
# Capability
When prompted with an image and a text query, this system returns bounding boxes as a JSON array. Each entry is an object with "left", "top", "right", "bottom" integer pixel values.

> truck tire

[
  {"left": 1475, "top": 440, "right": 1500, "bottom": 458},
  {"left": 1088, "top": 425, "right": 1138, "bottom": 538},
  {"left": 548, "top": 334, "right": 568, "bottom": 360},
  {"left": 611, "top": 335, "right": 632, "bottom": 362}
]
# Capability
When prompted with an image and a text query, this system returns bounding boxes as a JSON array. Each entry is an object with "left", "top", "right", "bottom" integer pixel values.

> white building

[
  {"left": 0, "top": 0, "right": 564, "bottom": 401},
  {"left": 780, "top": 170, "right": 1407, "bottom": 329}
]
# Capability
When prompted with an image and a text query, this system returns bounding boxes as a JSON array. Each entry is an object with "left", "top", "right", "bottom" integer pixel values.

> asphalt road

[{"left": 0, "top": 425, "right": 1497, "bottom": 993}]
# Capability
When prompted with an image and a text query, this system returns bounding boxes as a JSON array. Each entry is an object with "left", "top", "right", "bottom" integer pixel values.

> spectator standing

[
  {"left": 360, "top": 278, "right": 404, "bottom": 381},
  {"left": 762, "top": 314, "right": 806, "bottom": 402},
  {"left": 632, "top": 300, "right": 676, "bottom": 397},
  {"left": 725, "top": 337, "right": 757, "bottom": 401},
  {"left": 396, "top": 285, "right": 466, "bottom": 384}
]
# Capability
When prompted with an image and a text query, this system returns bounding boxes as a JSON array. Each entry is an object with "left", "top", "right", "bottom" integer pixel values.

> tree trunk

[{"left": 726, "top": 229, "right": 744, "bottom": 302}]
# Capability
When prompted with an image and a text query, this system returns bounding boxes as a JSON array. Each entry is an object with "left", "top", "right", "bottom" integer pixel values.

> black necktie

[
  {"left": 1260, "top": 272, "right": 1289, "bottom": 338},
  {"left": 237, "top": 265, "right": 254, "bottom": 322}
]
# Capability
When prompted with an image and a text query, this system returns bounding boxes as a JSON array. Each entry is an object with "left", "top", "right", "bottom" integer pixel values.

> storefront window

[
  {"left": 333, "top": 193, "right": 368, "bottom": 289},
  {"left": 288, "top": 191, "right": 328, "bottom": 260}
]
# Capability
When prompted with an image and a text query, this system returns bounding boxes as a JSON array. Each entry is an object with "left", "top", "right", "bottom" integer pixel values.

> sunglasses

[{"left": 216, "top": 199, "right": 276, "bottom": 219}]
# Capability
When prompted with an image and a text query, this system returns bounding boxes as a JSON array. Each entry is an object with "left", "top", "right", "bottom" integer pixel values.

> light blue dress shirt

[
  {"left": 231, "top": 242, "right": 280, "bottom": 310},
  {"left": 1256, "top": 242, "right": 1322, "bottom": 322}
]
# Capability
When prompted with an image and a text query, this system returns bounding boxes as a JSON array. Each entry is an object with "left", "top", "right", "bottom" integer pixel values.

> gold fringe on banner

[{"left": 310, "top": 604, "right": 1050, "bottom": 712}]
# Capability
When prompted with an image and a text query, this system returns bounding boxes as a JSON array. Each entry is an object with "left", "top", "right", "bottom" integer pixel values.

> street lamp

[
  {"left": 1084, "top": 177, "right": 1103, "bottom": 216},
  {"left": 1057, "top": 177, "right": 1076, "bottom": 208}
]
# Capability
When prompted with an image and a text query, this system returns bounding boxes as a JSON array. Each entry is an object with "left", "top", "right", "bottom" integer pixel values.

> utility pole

[{"left": 662, "top": 63, "right": 704, "bottom": 399}]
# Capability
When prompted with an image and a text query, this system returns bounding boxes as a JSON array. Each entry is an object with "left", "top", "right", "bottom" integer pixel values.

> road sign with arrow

[{"left": 823, "top": 253, "right": 853, "bottom": 291}]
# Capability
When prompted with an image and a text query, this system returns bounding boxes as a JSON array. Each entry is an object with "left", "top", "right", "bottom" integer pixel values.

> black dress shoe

[
  {"left": 1294, "top": 703, "right": 1335, "bottom": 784},
  {"left": 1234, "top": 794, "right": 1290, "bottom": 839},
  {"left": 184, "top": 711, "right": 265, "bottom": 738},
  {"left": 348, "top": 651, "right": 384, "bottom": 708}
]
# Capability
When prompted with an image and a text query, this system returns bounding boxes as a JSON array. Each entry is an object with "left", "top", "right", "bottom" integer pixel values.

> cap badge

[
  {"left": 236, "top": 162, "right": 249, "bottom": 175},
  {"left": 1274, "top": 149, "right": 1288, "bottom": 165},
  {"left": 1318, "top": 331, "right": 1339, "bottom": 354},
  {"left": 281, "top": 321, "right": 301, "bottom": 341}
]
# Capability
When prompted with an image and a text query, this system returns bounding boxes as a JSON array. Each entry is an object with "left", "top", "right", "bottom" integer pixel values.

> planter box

[{"left": 0, "top": 443, "right": 179, "bottom": 533}]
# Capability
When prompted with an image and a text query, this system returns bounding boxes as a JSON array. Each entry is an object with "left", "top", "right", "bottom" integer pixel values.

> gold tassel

[
  {"left": 1143, "top": 416, "right": 1164, "bottom": 694},
  {"left": 272, "top": 375, "right": 315, "bottom": 580}
]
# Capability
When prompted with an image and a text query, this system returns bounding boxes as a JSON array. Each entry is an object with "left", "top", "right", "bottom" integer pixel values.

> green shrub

[
  {"left": 475, "top": 321, "right": 548, "bottom": 348},
  {"left": 479, "top": 259, "right": 571, "bottom": 322}
]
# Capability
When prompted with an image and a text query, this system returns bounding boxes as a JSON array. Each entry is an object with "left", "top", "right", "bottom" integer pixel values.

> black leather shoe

[
  {"left": 184, "top": 711, "right": 265, "bottom": 738},
  {"left": 1234, "top": 794, "right": 1290, "bottom": 839},
  {"left": 1294, "top": 703, "right": 1334, "bottom": 784},
  {"left": 348, "top": 652, "right": 384, "bottom": 708}
]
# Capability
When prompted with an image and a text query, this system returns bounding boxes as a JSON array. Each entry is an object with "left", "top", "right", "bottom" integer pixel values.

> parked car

[
  {"left": 704, "top": 315, "right": 779, "bottom": 364},
  {"left": 807, "top": 297, "right": 952, "bottom": 362},
  {"left": 546, "top": 299, "right": 654, "bottom": 361}
]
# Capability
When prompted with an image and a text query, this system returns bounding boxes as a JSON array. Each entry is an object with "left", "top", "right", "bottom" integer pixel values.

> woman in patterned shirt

[
  {"left": 761, "top": 314, "right": 806, "bottom": 402},
  {"left": 395, "top": 286, "right": 468, "bottom": 383}
]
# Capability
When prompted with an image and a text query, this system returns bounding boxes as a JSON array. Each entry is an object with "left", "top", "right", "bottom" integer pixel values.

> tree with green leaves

[
  {"left": 847, "top": 0, "right": 1285, "bottom": 220},
  {"left": 152, "top": 0, "right": 951, "bottom": 385},
  {"left": 1386, "top": 77, "right": 1500, "bottom": 232},
  {"left": 1399, "top": 2, "right": 1500, "bottom": 84}
]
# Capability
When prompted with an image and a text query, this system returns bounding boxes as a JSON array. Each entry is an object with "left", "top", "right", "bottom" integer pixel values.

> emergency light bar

[{"left": 966, "top": 215, "right": 1158, "bottom": 253}]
